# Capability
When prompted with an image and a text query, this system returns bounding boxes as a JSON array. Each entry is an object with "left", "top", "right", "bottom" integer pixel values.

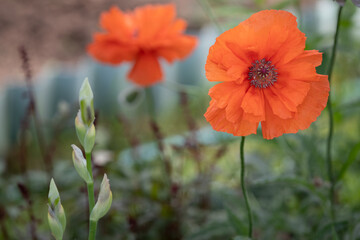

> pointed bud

[
  {"left": 84, "top": 124, "right": 96, "bottom": 154},
  {"left": 71, "top": 145, "right": 93, "bottom": 184},
  {"left": 90, "top": 174, "right": 112, "bottom": 222},
  {"left": 79, "top": 78, "right": 95, "bottom": 126},
  {"left": 75, "top": 111, "right": 86, "bottom": 146},
  {"left": 48, "top": 179, "right": 66, "bottom": 240}
]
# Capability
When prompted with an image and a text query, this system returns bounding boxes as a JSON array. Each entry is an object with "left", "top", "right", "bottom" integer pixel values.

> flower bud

[
  {"left": 84, "top": 124, "right": 96, "bottom": 154},
  {"left": 79, "top": 78, "right": 95, "bottom": 126},
  {"left": 48, "top": 179, "right": 66, "bottom": 240},
  {"left": 90, "top": 174, "right": 112, "bottom": 222},
  {"left": 75, "top": 111, "right": 86, "bottom": 146},
  {"left": 71, "top": 145, "right": 93, "bottom": 184}
]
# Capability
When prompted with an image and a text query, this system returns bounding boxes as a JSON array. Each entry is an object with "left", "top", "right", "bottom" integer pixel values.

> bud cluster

[{"left": 47, "top": 78, "right": 112, "bottom": 240}]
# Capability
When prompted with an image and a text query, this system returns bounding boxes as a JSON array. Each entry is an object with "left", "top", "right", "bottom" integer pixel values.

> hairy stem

[{"left": 240, "top": 137, "right": 253, "bottom": 238}]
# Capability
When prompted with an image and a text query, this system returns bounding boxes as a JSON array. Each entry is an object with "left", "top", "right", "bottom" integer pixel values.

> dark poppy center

[{"left": 248, "top": 58, "right": 278, "bottom": 88}]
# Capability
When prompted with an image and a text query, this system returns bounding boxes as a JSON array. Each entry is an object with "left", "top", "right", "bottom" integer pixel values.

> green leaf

[
  {"left": 337, "top": 142, "right": 360, "bottom": 181},
  {"left": 315, "top": 219, "right": 349, "bottom": 239},
  {"left": 253, "top": 176, "right": 326, "bottom": 201},
  {"left": 226, "top": 206, "right": 247, "bottom": 236}
]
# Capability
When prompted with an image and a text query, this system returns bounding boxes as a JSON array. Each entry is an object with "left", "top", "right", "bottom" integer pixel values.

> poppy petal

[
  {"left": 155, "top": 36, "right": 197, "bottom": 63},
  {"left": 87, "top": 34, "right": 138, "bottom": 64},
  {"left": 279, "top": 51, "right": 323, "bottom": 82},
  {"left": 261, "top": 78, "right": 329, "bottom": 139},
  {"left": 240, "top": 87, "right": 265, "bottom": 119},
  {"left": 205, "top": 100, "right": 258, "bottom": 136},
  {"left": 134, "top": 4, "right": 176, "bottom": 41},
  {"left": 272, "top": 78, "right": 311, "bottom": 109},
  {"left": 100, "top": 7, "right": 135, "bottom": 40},
  {"left": 208, "top": 82, "right": 244, "bottom": 108},
  {"left": 263, "top": 88, "right": 294, "bottom": 119},
  {"left": 128, "top": 53, "right": 162, "bottom": 86}
]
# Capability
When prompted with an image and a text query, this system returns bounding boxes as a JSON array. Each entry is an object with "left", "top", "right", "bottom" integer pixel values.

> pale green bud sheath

[
  {"left": 75, "top": 111, "right": 87, "bottom": 146},
  {"left": 71, "top": 145, "right": 93, "bottom": 184},
  {"left": 84, "top": 124, "right": 96, "bottom": 154},
  {"left": 48, "top": 179, "right": 66, "bottom": 240},
  {"left": 90, "top": 174, "right": 113, "bottom": 222},
  {"left": 79, "top": 78, "right": 95, "bottom": 126},
  {"left": 88, "top": 174, "right": 112, "bottom": 239}
]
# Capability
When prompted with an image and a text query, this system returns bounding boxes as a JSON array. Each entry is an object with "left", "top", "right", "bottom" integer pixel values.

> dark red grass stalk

[
  {"left": 17, "top": 183, "right": 38, "bottom": 240},
  {"left": 117, "top": 115, "right": 142, "bottom": 166},
  {"left": 18, "top": 46, "right": 52, "bottom": 174},
  {"left": 149, "top": 120, "right": 172, "bottom": 179},
  {"left": 0, "top": 205, "right": 9, "bottom": 239},
  {"left": 149, "top": 120, "right": 183, "bottom": 240},
  {"left": 180, "top": 92, "right": 202, "bottom": 172}
]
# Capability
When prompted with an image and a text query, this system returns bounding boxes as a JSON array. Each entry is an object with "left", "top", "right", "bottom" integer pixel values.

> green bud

[
  {"left": 90, "top": 174, "right": 112, "bottom": 222},
  {"left": 48, "top": 179, "right": 66, "bottom": 240},
  {"left": 79, "top": 78, "right": 95, "bottom": 126},
  {"left": 75, "top": 111, "right": 86, "bottom": 146},
  {"left": 84, "top": 124, "right": 96, "bottom": 154},
  {"left": 71, "top": 145, "right": 93, "bottom": 184}
]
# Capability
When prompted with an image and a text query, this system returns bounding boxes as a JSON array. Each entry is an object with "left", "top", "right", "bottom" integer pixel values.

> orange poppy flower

[
  {"left": 204, "top": 10, "right": 329, "bottom": 139},
  {"left": 87, "top": 4, "right": 197, "bottom": 87}
]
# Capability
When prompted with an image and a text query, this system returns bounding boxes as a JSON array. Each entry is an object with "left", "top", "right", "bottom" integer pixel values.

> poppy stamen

[{"left": 248, "top": 58, "right": 278, "bottom": 88}]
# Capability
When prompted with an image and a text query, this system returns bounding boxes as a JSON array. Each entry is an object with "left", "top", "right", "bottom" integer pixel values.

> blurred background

[{"left": 1, "top": 0, "right": 360, "bottom": 239}]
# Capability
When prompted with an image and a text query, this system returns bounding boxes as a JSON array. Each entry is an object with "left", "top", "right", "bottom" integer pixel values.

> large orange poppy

[
  {"left": 204, "top": 10, "right": 329, "bottom": 139},
  {"left": 87, "top": 4, "right": 197, "bottom": 87}
]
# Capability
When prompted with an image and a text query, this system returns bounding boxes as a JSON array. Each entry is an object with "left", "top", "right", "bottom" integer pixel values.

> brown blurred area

[{"left": 0, "top": 0, "right": 205, "bottom": 87}]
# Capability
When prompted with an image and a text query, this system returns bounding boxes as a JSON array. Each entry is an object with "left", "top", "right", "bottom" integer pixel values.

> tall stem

[
  {"left": 86, "top": 152, "right": 96, "bottom": 240},
  {"left": 240, "top": 136, "right": 253, "bottom": 238},
  {"left": 326, "top": 5, "right": 343, "bottom": 239}
]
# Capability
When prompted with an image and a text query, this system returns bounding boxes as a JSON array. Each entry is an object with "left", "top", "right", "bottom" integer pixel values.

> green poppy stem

[
  {"left": 240, "top": 136, "right": 253, "bottom": 238},
  {"left": 326, "top": 5, "right": 343, "bottom": 240}
]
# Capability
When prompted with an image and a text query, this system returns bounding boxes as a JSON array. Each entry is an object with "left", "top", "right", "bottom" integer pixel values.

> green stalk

[
  {"left": 240, "top": 136, "right": 253, "bottom": 238},
  {"left": 326, "top": 5, "right": 343, "bottom": 239},
  {"left": 89, "top": 220, "right": 97, "bottom": 240},
  {"left": 86, "top": 152, "right": 97, "bottom": 240}
]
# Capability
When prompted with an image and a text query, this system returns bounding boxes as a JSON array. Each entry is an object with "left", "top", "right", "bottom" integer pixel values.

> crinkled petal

[
  {"left": 278, "top": 50, "right": 323, "bottom": 82},
  {"left": 87, "top": 34, "right": 138, "bottom": 64},
  {"left": 240, "top": 86, "right": 265, "bottom": 120},
  {"left": 155, "top": 35, "right": 197, "bottom": 63},
  {"left": 205, "top": 44, "right": 247, "bottom": 82},
  {"left": 204, "top": 100, "right": 258, "bottom": 136},
  {"left": 271, "top": 79, "right": 311, "bottom": 110},
  {"left": 263, "top": 88, "right": 294, "bottom": 119},
  {"left": 261, "top": 78, "right": 329, "bottom": 139},
  {"left": 100, "top": 7, "right": 135, "bottom": 40},
  {"left": 208, "top": 82, "right": 244, "bottom": 108},
  {"left": 134, "top": 4, "right": 176, "bottom": 42}
]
